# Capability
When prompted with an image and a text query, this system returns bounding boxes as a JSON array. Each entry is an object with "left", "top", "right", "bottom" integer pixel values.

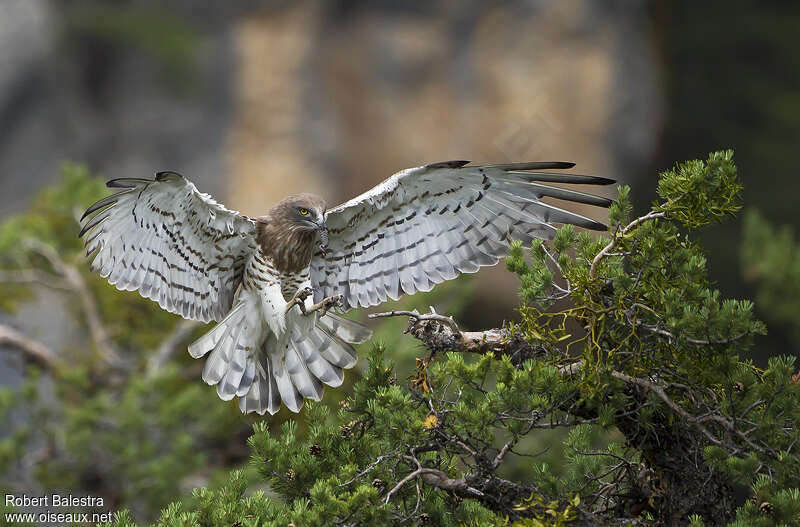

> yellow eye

[{"left": 299, "top": 208, "right": 309, "bottom": 216}]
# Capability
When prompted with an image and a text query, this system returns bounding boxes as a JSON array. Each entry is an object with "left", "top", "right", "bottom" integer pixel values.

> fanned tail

[
  {"left": 188, "top": 301, "right": 372, "bottom": 415},
  {"left": 263, "top": 309, "right": 371, "bottom": 413}
]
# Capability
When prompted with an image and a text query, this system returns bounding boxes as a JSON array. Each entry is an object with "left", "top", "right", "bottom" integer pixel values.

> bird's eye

[{"left": 299, "top": 208, "right": 309, "bottom": 216}]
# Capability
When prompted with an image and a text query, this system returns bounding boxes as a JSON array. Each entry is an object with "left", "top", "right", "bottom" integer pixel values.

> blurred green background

[{"left": 0, "top": 0, "right": 798, "bottom": 523}]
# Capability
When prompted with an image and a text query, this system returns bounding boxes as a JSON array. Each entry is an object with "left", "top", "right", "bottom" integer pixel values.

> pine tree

[
  {"left": 110, "top": 151, "right": 800, "bottom": 525},
  {"left": 2, "top": 152, "right": 799, "bottom": 526}
]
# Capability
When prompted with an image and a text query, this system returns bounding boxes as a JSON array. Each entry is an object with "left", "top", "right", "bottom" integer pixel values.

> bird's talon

[
  {"left": 286, "top": 287, "right": 315, "bottom": 314},
  {"left": 302, "top": 294, "right": 343, "bottom": 317}
]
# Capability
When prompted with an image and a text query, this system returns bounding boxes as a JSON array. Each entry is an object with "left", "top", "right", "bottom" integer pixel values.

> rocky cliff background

[{"left": 0, "top": 0, "right": 664, "bottom": 327}]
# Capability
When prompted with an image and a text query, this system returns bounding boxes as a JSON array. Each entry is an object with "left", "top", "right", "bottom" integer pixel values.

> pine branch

[{"left": 589, "top": 210, "right": 666, "bottom": 278}]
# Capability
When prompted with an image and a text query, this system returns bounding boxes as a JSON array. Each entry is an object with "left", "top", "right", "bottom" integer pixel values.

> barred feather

[
  {"left": 79, "top": 172, "right": 257, "bottom": 323},
  {"left": 311, "top": 161, "right": 614, "bottom": 310}
]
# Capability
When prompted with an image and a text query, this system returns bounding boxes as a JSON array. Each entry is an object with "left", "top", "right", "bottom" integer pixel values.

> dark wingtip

[
  {"left": 586, "top": 221, "right": 608, "bottom": 231},
  {"left": 155, "top": 171, "right": 184, "bottom": 182},
  {"left": 542, "top": 161, "right": 576, "bottom": 169},
  {"left": 80, "top": 194, "right": 119, "bottom": 221},
  {"left": 510, "top": 171, "right": 616, "bottom": 186},
  {"left": 487, "top": 161, "right": 576, "bottom": 171},
  {"left": 106, "top": 178, "right": 150, "bottom": 189},
  {"left": 78, "top": 221, "right": 92, "bottom": 238},
  {"left": 425, "top": 160, "right": 471, "bottom": 169},
  {"left": 591, "top": 177, "right": 616, "bottom": 186}
]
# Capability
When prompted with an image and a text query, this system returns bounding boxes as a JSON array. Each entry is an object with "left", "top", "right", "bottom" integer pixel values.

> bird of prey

[{"left": 80, "top": 160, "right": 613, "bottom": 415}]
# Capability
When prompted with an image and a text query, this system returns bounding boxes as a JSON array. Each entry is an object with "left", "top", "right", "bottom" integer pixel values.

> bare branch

[
  {"left": 559, "top": 360, "right": 584, "bottom": 377},
  {"left": 492, "top": 439, "right": 514, "bottom": 470},
  {"left": 371, "top": 308, "right": 547, "bottom": 365},
  {"left": 385, "top": 464, "right": 484, "bottom": 505},
  {"left": 419, "top": 469, "right": 485, "bottom": 497},
  {"left": 147, "top": 319, "right": 202, "bottom": 376},
  {"left": 24, "top": 239, "right": 124, "bottom": 369},
  {"left": 611, "top": 371, "right": 722, "bottom": 445},
  {"left": 369, "top": 309, "right": 460, "bottom": 333},
  {"left": 0, "top": 269, "right": 71, "bottom": 291},
  {"left": 337, "top": 453, "right": 395, "bottom": 488},
  {"left": 589, "top": 211, "right": 666, "bottom": 278},
  {"left": 0, "top": 323, "right": 61, "bottom": 370},
  {"left": 303, "top": 294, "right": 343, "bottom": 317},
  {"left": 610, "top": 370, "right": 769, "bottom": 455}
]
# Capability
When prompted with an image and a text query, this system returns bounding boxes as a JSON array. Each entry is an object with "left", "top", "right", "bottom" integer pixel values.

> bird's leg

[
  {"left": 285, "top": 286, "right": 313, "bottom": 315},
  {"left": 302, "top": 294, "right": 343, "bottom": 318}
]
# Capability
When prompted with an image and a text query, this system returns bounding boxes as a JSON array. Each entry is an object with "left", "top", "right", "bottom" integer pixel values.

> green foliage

[
  {"left": 100, "top": 150, "right": 796, "bottom": 526},
  {"left": 46, "top": 365, "right": 236, "bottom": 510},
  {"left": 506, "top": 151, "right": 797, "bottom": 524},
  {"left": 728, "top": 481, "right": 800, "bottom": 527},
  {"left": 103, "top": 347, "right": 498, "bottom": 526},
  {"left": 512, "top": 494, "right": 580, "bottom": 527},
  {"left": 741, "top": 209, "right": 800, "bottom": 339},
  {"left": 655, "top": 150, "right": 743, "bottom": 228}
]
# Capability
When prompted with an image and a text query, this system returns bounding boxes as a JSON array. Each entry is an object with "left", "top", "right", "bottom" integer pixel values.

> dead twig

[
  {"left": 0, "top": 269, "right": 71, "bottom": 291},
  {"left": 0, "top": 323, "right": 61, "bottom": 370},
  {"left": 24, "top": 239, "right": 124, "bottom": 369},
  {"left": 369, "top": 307, "right": 460, "bottom": 333},
  {"left": 147, "top": 319, "right": 202, "bottom": 376},
  {"left": 589, "top": 211, "right": 666, "bottom": 278}
]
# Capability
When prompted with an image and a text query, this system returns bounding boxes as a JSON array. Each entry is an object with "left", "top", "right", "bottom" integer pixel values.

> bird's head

[{"left": 275, "top": 193, "right": 328, "bottom": 250}]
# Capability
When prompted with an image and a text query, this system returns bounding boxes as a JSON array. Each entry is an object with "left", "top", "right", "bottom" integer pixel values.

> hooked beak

[{"left": 318, "top": 223, "right": 329, "bottom": 251}]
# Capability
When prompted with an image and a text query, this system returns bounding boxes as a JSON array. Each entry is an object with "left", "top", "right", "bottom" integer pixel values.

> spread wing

[
  {"left": 310, "top": 161, "right": 614, "bottom": 310},
  {"left": 79, "top": 172, "right": 257, "bottom": 323}
]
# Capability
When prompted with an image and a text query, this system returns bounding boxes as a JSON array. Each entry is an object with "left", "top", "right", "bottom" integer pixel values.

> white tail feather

[
  {"left": 188, "top": 304, "right": 372, "bottom": 414},
  {"left": 216, "top": 321, "right": 249, "bottom": 401},
  {"left": 189, "top": 303, "right": 246, "bottom": 358},
  {"left": 239, "top": 336, "right": 280, "bottom": 415}
]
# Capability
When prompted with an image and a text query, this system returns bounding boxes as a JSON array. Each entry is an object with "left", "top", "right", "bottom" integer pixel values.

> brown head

[{"left": 256, "top": 193, "right": 328, "bottom": 274}]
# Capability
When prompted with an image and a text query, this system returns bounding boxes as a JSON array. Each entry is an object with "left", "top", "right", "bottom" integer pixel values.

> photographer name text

[{"left": 5, "top": 494, "right": 104, "bottom": 508}]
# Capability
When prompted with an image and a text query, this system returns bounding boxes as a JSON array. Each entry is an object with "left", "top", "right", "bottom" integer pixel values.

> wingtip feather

[
  {"left": 155, "top": 171, "right": 185, "bottom": 182},
  {"left": 106, "top": 178, "right": 150, "bottom": 189},
  {"left": 80, "top": 193, "right": 124, "bottom": 221},
  {"left": 425, "top": 160, "right": 471, "bottom": 169},
  {"left": 509, "top": 171, "right": 615, "bottom": 186},
  {"left": 491, "top": 161, "right": 576, "bottom": 171}
]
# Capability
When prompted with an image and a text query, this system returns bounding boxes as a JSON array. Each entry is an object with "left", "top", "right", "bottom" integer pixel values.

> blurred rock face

[
  {"left": 0, "top": 1, "right": 240, "bottom": 216},
  {"left": 228, "top": 1, "right": 663, "bottom": 324},
  {"left": 0, "top": 0, "right": 661, "bottom": 326}
]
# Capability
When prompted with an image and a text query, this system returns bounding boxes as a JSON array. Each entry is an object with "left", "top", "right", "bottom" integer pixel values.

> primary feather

[
  {"left": 81, "top": 171, "right": 257, "bottom": 323},
  {"left": 311, "top": 161, "right": 614, "bottom": 310}
]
